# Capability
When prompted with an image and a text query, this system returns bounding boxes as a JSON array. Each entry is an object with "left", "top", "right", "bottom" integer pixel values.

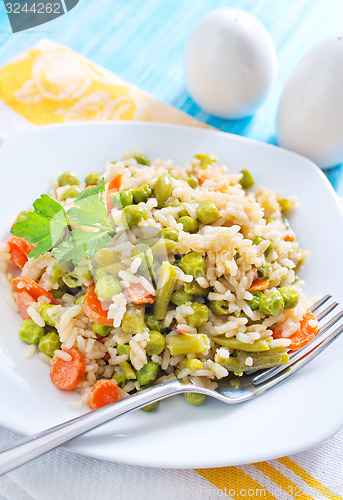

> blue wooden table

[{"left": 0, "top": 0, "right": 343, "bottom": 193}]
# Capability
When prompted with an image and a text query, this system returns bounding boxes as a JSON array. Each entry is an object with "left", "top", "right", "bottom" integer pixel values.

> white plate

[{"left": 1, "top": 122, "right": 343, "bottom": 469}]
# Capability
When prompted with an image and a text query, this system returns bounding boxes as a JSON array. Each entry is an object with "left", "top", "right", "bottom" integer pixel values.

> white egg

[
  {"left": 184, "top": 8, "right": 277, "bottom": 119},
  {"left": 277, "top": 34, "right": 343, "bottom": 169}
]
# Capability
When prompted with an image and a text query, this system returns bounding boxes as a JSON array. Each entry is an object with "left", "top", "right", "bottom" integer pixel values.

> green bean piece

[
  {"left": 136, "top": 361, "right": 159, "bottom": 386},
  {"left": 179, "top": 252, "right": 206, "bottom": 278},
  {"left": 253, "top": 236, "right": 274, "bottom": 258},
  {"left": 277, "top": 198, "right": 294, "bottom": 212},
  {"left": 178, "top": 215, "right": 198, "bottom": 234},
  {"left": 85, "top": 172, "right": 102, "bottom": 186},
  {"left": 144, "top": 314, "right": 163, "bottom": 332},
  {"left": 153, "top": 173, "right": 172, "bottom": 207},
  {"left": 141, "top": 401, "right": 160, "bottom": 412},
  {"left": 209, "top": 300, "right": 231, "bottom": 315},
  {"left": 147, "top": 330, "right": 166, "bottom": 356},
  {"left": 132, "top": 184, "right": 152, "bottom": 204},
  {"left": 111, "top": 189, "right": 134, "bottom": 208},
  {"left": 60, "top": 186, "right": 81, "bottom": 201},
  {"left": 184, "top": 393, "right": 207, "bottom": 406},
  {"left": 15, "top": 210, "right": 28, "bottom": 223},
  {"left": 51, "top": 262, "right": 71, "bottom": 282},
  {"left": 212, "top": 337, "right": 270, "bottom": 352},
  {"left": 168, "top": 334, "right": 210, "bottom": 356},
  {"left": 62, "top": 272, "right": 84, "bottom": 288},
  {"left": 74, "top": 263, "right": 93, "bottom": 281},
  {"left": 51, "top": 284, "right": 68, "bottom": 299},
  {"left": 153, "top": 262, "right": 178, "bottom": 320},
  {"left": 121, "top": 205, "right": 148, "bottom": 227},
  {"left": 112, "top": 366, "right": 126, "bottom": 386},
  {"left": 218, "top": 348, "right": 289, "bottom": 374},
  {"left": 117, "top": 344, "right": 130, "bottom": 357},
  {"left": 92, "top": 323, "right": 112, "bottom": 337},
  {"left": 122, "top": 304, "right": 146, "bottom": 334},
  {"left": 194, "top": 153, "right": 215, "bottom": 169},
  {"left": 19, "top": 319, "right": 45, "bottom": 344},
  {"left": 259, "top": 291, "right": 285, "bottom": 317},
  {"left": 171, "top": 288, "right": 193, "bottom": 306},
  {"left": 246, "top": 291, "right": 263, "bottom": 311},
  {"left": 95, "top": 275, "right": 122, "bottom": 301},
  {"left": 38, "top": 303, "right": 56, "bottom": 327},
  {"left": 186, "top": 177, "right": 199, "bottom": 188},
  {"left": 38, "top": 332, "right": 61, "bottom": 357},
  {"left": 119, "top": 361, "right": 136, "bottom": 380},
  {"left": 279, "top": 287, "right": 299, "bottom": 309},
  {"left": 186, "top": 303, "right": 210, "bottom": 328},
  {"left": 75, "top": 294, "right": 85, "bottom": 305},
  {"left": 239, "top": 169, "right": 255, "bottom": 189},
  {"left": 161, "top": 227, "right": 179, "bottom": 242},
  {"left": 184, "top": 281, "right": 209, "bottom": 297},
  {"left": 187, "top": 358, "right": 202, "bottom": 370},
  {"left": 58, "top": 172, "right": 80, "bottom": 187},
  {"left": 132, "top": 243, "right": 154, "bottom": 270},
  {"left": 196, "top": 201, "right": 220, "bottom": 225},
  {"left": 165, "top": 202, "right": 188, "bottom": 217},
  {"left": 257, "top": 263, "right": 272, "bottom": 280},
  {"left": 134, "top": 154, "right": 150, "bottom": 166}
]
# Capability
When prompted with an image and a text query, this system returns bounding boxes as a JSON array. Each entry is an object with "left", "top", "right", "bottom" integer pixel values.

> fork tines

[{"left": 253, "top": 295, "right": 343, "bottom": 386}]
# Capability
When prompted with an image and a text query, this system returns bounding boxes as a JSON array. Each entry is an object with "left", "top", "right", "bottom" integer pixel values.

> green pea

[
  {"left": 171, "top": 288, "right": 193, "bottom": 306},
  {"left": 15, "top": 210, "right": 28, "bottom": 223},
  {"left": 259, "top": 291, "right": 285, "bottom": 317},
  {"left": 19, "top": 319, "right": 45, "bottom": 344},
  {"left": 153, "top": 173, "right": 172, "bottom": 207},
  {"left": 246, "top": 291, "right": 264, "bottom": 311},
  {"left": 112, "top": 366, "right": 126, "bottom": 386},
  {"left": 144, "top": 314, "right": 163, "bottom": 332},
  {"left": 85, "top": 172, "right": 101, "bottom": 186},
  {"left": 60, "top": 186, "right": 81, "bottom": 201},
  {"left": 62, "top": 272, "right": 83, "bottom": 288},
  {"left": 178, "top": 215, "right": 198, "bottom": 234},
  {"left": 38, "top": 303, "right": 56, "bottom": 327},
  {"left": 253, "top": 237, "right": 274, "bottom": 258},
  {"left": 196, "top": 202, "right": 220, "bottom": 225},
  {"left": 184, "top": 393, "right": 207, "bottom": 406},
  {"left": 74, "top": 263, "right": 93, "bottom": 281},
  {"left": 278, "top": 198, "right": 293, "bottom": 212},
  {"left": 134, "top": 154, "right": 150, "bottom": 166},
  {"left": 93, "top": 248, "right": 120, "bottom": 268},
  {"left": 75, "top": 294, "right": 85, "bottom": 305},
  {"left": 184, "top": 281, "right": 209, "bottom": 297},
  {"left": 122, "top": 304, "right": 146, "bottom": 334},
  {"left": 58, "top": 172, "right": 80, "bottom": 187},
  {"left": 132, "top": 243, "right": 154, "bottom": 270},
  {"left": 161, "top": 227, "right": 179, "bottom": 242},
  {"left": 165, "top": 202, "right": 188, "bottom": 217},
  {"left": 141, "top": 401, "right": 159, "bottom": 412},
  {"left": 111, "top": 190, "right": 134, "bottom": 208},
  {"left": 95, "top": 275, "right": 122, "bottom": 301},
  {"left": 257, "top": 263, "right": 272, "bottom": 280},
  {"left": 92, "top": 323, "right": 112, "bottom": 337},
  {"left": 121, "top": 205, "right": 148, "bottom": 227},
  {"left": 209, "top": 300, "right": 231, "bottom": 315},
  {"left": 194, "top": 153, "right": 215, "bottom": 169},
  {"left": 132, "top": 184, "right": 152, "bottom": 204},
  {"left": 117, "top": 344, "right": 130, "bottom": 356},
  {"left": 239, "top": 169, "right": 255, "bottom": 189},
  {"left": 279, "top": 287, "right": 299, "bottom": 309},
  {"left": 51, "top": 262, "right": 71, "bottom": 282},
  {"left": 179, "top": 252, "right": 206, "bottom": 278},
  {"left": 136, "top": 361, "right": 159, "bottom": 386},
  {"left": 186, "top": 177, "right": 199, "bottom": 188},
  {"left": 186, "top": 303, "right": 210, "bottom": 328},
  {"left": 147, "top": 330, "right": 166, "bottom": 356},
  {"left": 38, "top": 332, "right": 61, "bottom": 357}
]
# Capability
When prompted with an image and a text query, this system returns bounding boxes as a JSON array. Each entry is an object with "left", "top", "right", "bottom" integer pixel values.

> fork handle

[{"left": 0, "top": 379, "right": 189, "bottom": 476}]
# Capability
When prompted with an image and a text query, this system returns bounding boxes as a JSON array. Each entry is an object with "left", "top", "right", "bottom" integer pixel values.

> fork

[{"left": 1, "top": 294, "right": 342, "bottom": 476}]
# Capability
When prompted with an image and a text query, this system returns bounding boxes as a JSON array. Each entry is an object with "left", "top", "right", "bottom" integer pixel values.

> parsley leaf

[
  {"left": 53, "top": 228, "right": 110, "bottom": 264},
  {"left": 67, "top": 180, "right": 110, "bottom": 230}
]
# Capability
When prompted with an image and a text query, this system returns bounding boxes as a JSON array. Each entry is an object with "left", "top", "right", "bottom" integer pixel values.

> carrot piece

[
  {"left": 197, "top": 174, "right": 207, "bottom": 185},
  {"left": 88, "top": 379, "right": 121, "bottom": 410},
  {"left": 284, "top": 230, "right": 295, "bottom": 242},
  {"left": 83, "top": 285, "right": 113, "bottom": 326},
  {"left": 106, "top": 174, "right": 123, "bottom": 212},
  {"left": 7, "top": 236, "right": 34, "bottom": 269},
  {"left": 50, "top": 348, "right": 86, "bottom": 391},
  {"left": 249, "top": 279, "right": 269, "bottom": 292},
  {"left": 273, "top": 311, "right": 318, "bottom": 351},
  {"left": 12, "top": 277, "right": 55, "bottom": 304},
  {"left": 15, "top": 291, "right": 36, "bottom": 319},
  {"left": 127, "top": 282, "right": 155, "bottom": 304}
]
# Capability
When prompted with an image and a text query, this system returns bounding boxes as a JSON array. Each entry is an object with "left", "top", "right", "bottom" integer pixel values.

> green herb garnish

[{"left": 11, "top": 180, "right": 114, "bottom": 264}]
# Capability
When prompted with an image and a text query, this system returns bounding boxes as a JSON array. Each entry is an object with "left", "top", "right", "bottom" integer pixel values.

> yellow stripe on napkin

[{"left": 0, "top": 38, "right": 341, "bottom": 500}]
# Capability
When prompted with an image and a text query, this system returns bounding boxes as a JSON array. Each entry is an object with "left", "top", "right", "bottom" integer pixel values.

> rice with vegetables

[{"left": 0, "top": 150, "right": 319, "bottom": 410}]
